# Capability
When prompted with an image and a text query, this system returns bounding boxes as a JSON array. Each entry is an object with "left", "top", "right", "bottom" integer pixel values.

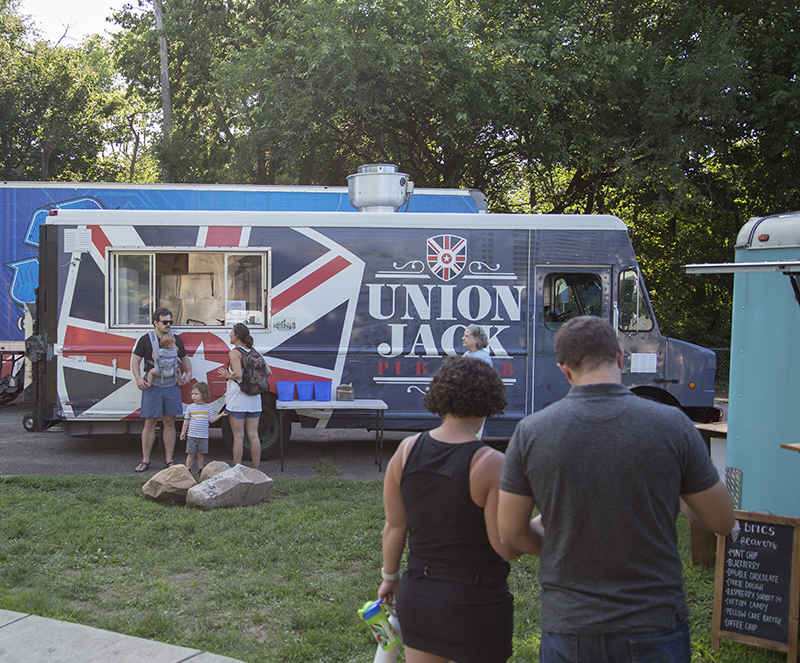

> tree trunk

[
  {"left": 127, "top": 114, "right": 141, "bottom": 182},
  {"left": 40, "top": 142, "right": 53, "bottom": 181},
  {"left": 153, "top": 0, "right": 173, "bottom": 137}
]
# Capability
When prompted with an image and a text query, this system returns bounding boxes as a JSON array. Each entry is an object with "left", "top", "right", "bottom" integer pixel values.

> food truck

[
  {"left": 687, "top": 211, "right": 800, "bottom": 517},
  {"left": 26, "top": 166, "right": 718, "bottom": 458},
  {"left": 0, "top": 172, "right": 483, "bottom": 404}
]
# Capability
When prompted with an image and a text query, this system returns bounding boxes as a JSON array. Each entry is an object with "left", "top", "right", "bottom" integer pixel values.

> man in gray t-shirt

[{"left": 498, "top": 316, "right": 734, "bottom": 663}]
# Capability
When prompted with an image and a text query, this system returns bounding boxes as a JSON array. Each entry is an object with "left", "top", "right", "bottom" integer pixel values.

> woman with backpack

[{"left": 218, "top": 323, "right": 271, "bottom": 470}]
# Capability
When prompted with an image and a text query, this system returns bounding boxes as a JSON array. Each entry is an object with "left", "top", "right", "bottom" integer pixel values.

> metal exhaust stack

[{"left": 347, "top": 164, "right": 414, "bottom": 212}]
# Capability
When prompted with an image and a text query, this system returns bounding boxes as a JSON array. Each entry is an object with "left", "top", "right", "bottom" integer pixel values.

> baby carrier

[{"left": 148, "top": 330, "right": 180, "bottom": 387}]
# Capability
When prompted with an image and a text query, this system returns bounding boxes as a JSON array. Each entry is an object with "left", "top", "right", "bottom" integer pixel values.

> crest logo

[{"left": 427, "top": 235, "right": 466, "bottom": 282}]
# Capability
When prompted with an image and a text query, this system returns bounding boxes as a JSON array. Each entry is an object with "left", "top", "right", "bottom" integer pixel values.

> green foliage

[
  {"left": 0, "top": 42, "right": 107, "bottom": 179},
  {"left": 8, "top": 0, "right": 800, "bottom": 347},
  {"left": 0, "top": 475, "right": 786, "bottom": 662},
  {"left": 0, "top": 5, "right": 144, "bottom": 182}
]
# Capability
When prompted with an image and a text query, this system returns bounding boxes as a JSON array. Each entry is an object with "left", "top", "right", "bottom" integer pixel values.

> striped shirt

[{"left": 183, "top": 403, "right": 215, "bottom": 438}]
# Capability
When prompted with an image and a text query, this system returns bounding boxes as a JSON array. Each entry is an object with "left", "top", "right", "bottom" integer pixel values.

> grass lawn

[{"left": 0, "top": 467, "right": 787, "bottom": 662}]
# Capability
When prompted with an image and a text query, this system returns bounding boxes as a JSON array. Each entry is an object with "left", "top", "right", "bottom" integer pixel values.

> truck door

[
  {"left": 616, "top": 268, "right": 678, "bottom": 405},
  {"left": 533, "top": 266, "right": 612, "bottom": 411}
]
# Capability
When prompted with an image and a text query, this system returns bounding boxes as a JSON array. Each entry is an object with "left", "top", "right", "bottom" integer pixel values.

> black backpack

[{"left": 236, "top": 347, "right": 270, "bottom": 395}]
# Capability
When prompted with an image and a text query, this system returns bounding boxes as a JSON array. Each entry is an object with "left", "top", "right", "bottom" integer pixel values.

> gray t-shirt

[{"left": 500, "top": 382, "right": 720, "bottom": 634}]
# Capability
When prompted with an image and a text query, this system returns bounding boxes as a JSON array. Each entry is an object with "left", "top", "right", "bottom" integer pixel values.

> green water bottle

[{"left": 358, "top": 599, "right": 401, "bottom": 652}]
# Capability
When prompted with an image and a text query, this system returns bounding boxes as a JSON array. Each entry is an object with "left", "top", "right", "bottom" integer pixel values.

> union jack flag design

[
  {"left": 426, "top": 235, "right": 467, "bottom": 282},
  {"left": 56, "top": 223, "right": 364, "bottom": 421}
]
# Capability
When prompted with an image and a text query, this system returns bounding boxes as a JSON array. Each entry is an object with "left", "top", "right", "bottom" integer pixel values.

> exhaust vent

[{"left": 347, "top": 164, "right": 414, "bottom": 212}]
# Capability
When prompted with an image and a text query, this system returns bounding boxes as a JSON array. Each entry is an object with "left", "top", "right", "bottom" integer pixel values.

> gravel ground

[
  {"left": 0, "top": 400, "right": 409, "bottom": 480},
  {"left": 1, "top": 396, "right": 727, "bottom": 479}
]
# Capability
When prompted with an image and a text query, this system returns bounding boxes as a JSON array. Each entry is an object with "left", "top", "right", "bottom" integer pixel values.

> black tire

[
  {"left": 0, "top": 364, "right": 24, "bottom": 405},
  {"left": 22, "top": 414, "right": 34, "bottom": 432},
  {"left": 220, "top": 394, "right": 290, "bottom": 461},
  {"left": 0, "top": 391, "right": 19, "bottom": 406}
]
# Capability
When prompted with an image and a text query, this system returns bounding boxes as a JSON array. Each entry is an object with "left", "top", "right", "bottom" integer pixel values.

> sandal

[
  {"left": 134, "top": 461, "right": 150, "bottom": 473},
  {"left": 165, "top": 460, "right": 175, "bottom": 468}
]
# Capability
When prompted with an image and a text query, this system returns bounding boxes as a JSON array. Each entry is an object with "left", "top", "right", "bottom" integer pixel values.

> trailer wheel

[
  {"left": 22, "top": 414, "right": 34, "bottom": 432},
  {"left": 0, "top": 391, "right": 18, "bottom": 406},
  {"left": 220, "top": 397, "right": 290, "bottom": 461}
]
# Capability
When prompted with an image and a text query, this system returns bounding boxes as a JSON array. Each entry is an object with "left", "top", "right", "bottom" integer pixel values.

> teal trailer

[{"left": 687, "top": 211, "right": 800, "bottom": 517}]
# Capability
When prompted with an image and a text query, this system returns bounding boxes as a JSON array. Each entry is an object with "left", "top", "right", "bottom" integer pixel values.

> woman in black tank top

[{"left": 377, "top": 356, "right": 523, "bottom": 663}]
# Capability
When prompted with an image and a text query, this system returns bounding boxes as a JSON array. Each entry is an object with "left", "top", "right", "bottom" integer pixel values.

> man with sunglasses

[{"left": 131, "top": 308, "right": 192, "bottom": 472}]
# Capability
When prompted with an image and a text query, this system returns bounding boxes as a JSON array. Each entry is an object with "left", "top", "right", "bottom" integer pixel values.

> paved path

[{"left": 0, "top": 610, "right": 245, "bottom": 663}]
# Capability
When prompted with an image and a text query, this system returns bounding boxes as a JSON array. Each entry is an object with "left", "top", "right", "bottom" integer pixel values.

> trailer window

[
  {"left": 110, "top": 250, "right": 269, "bottom": 328},
  {"left": 226, "top": 254, "right": 265, "bottom": 326},
  {"left": 113, "top": 254, "right": 153, "bottom": 326},
  {"left": 618, "top": 270, "right": 654, "bottom": 332},
  {"left": 543, "top": 273, "right": 603, "bottom": 330}
]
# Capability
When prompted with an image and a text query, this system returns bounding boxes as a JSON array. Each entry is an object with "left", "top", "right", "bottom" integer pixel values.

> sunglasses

[{"left": 159, "top": 320, "right": 173, "bottom": 325}]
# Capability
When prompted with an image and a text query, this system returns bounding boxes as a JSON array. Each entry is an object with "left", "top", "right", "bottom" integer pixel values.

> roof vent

[{"left": 347, "top": 164, "right": 414, "bottom": 212}]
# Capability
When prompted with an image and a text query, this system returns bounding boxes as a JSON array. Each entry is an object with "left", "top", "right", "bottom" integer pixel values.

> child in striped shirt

[{"left": 180, "top": 382, "right": 225, "bottom": 475}]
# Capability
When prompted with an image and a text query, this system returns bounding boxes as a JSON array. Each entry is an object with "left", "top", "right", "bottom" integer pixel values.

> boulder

[
  {"left": 199, "top": 460, "right": 232, "bottom": 482},
  {"left": 142, "top": 464, "right": 196, "bottom": 503},
  {"left": 186, "top": 464, "right": 273, "bottom": 510}
]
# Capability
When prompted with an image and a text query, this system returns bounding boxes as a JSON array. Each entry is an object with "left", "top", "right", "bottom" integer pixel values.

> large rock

[
  {"left": 142, "top": 464, "right": 196, "bottom": 503},
  {"left": 200, "top": 460, "right": 231, "bottom": 482},
  {"left": 186, "top": 464, "right": 273, "bottom": 510}
]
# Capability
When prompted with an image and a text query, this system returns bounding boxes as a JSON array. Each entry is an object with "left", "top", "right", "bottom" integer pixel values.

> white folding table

[{"left": 274, "top": 399, "right": 388, "bottom": 471}]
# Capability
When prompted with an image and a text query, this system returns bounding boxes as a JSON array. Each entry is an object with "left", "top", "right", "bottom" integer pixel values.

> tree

[
  {"left": 0, "top": 44, "right": 120, "bottom": 180},
  {"left": 113, "top": 0, "right": 244, "bottom": 182},
  {"left": 104, "top": 0, "right": 797, "bottom": 348},
  {"left": 471, "top": 0, "right": 748, "bottom": 345}
]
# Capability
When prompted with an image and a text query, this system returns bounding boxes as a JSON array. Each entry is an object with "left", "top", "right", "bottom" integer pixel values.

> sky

[{"left": 21, "top": 0, "right": 130, "bottom": 43}]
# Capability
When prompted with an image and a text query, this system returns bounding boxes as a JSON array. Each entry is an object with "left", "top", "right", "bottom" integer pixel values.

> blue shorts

[
  {"left": 227, "top": 410, "right": 260, "bottom": 420},
  {"left": 141, "top": 384, "right": 183, "bottom": 420}
]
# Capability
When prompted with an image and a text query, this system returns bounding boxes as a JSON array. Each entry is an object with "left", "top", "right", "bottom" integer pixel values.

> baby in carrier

[{"left": 145, "top": 333, "right": 181, "bottom": 387}]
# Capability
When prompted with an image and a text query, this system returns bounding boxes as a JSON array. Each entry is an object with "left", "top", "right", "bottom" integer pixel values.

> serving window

[{"left": 109, "top": 250, "right": 271, "bottom": 328}]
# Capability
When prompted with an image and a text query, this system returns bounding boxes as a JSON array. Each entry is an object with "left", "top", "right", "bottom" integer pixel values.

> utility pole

[{"left": 153, "top": 0, "right": 173, "bottom": 137}]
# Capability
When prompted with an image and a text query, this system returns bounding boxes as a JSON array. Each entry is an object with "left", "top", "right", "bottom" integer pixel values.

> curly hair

[
  {"left": 191, "top": 381, "right": 210, "bottom": 402},
  {"left": 423, "top": 356, "right": 506, "bottom": 419}
]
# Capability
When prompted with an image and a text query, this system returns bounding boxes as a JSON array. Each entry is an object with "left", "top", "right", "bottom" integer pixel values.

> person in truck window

[
  {"left": 131, "top": 308, "right": 192, "bottom": 473},
  {"left": 461, "top": 324, "right": 492, "bottom": 366}
]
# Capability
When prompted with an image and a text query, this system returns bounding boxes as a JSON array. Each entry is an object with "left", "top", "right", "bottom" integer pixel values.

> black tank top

[{"left": 401, "top": 431, "right": 508, "bottom": 575}]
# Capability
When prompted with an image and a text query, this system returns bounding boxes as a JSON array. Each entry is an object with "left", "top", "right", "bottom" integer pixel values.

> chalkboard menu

[{"left": 712, "top": 511, "right": 800, "bottom": 662}]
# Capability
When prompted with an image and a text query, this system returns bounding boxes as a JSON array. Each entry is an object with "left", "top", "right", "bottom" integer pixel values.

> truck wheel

[
  {"left": 220, "top": 399, "right": 290, "bottom": 461},
  {"left": 23, "top": 414, "right": 34, "bottom": 432},
  {"left": 0, "top": 391, "right": 18, "bottom": 406}
]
